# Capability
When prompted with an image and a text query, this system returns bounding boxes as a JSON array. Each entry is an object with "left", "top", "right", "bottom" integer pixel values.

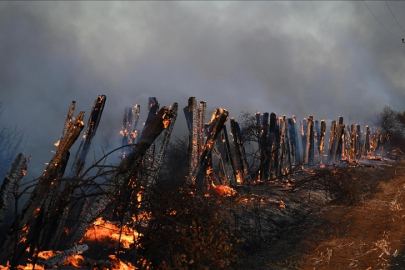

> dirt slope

[{"left": 247, "top": 160, "right": 405, "bottom": 270}]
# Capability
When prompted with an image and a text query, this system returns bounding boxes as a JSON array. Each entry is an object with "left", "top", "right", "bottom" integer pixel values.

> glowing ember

[
  {"left": 109, "top": 255, "right": 137, "bottom": 270},
  {"left": 54, "top": 140, "right": 60, "bottom": 147},
  {"left": 38, "top": 250, "right": 57, "bottom": 260},
  {"left": 81, "top": 217, "right": 139, "bottom": 249},
  {"left": 211, "top": 184, "right": 235, "bottom": 197}
]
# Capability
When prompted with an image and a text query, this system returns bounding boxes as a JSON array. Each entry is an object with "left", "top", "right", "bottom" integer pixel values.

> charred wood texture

[
  {"left": 38, "top": 244, "right": 88, "bottom": 267},
  {"left": 184, "top": 97, "right": 198, "bottom": 181},
  {"left": 49, "top": 95, "right": 106, "bottom": 249},
  {"left": 197, "top": 102, "right": 206, "bottom": 158},
  {"left": 70, "top": 95, "right": 106, "bottom": 178},
  {"left": 0, "top": 108, "right": 85, "bottom": 263},
  {"left": 214, "top": 126, "right": 237, "bottom": 186},
  {"left": 277, "top": 117, "right": 285, "bottom": 176},
  {"left": 319, "top": 120, "right": 326, "bottom": 164},
  {"left": 301, "top": 118, "right": 307, "bottom": 160},
  {"left": 230, "top": 118, "right": 247, "bottom": 185},
  {"left": 328, "top": 120, "right": 337, "bottom": 162},
  {"left": 355, "top": 124, "right": 361, "bottom": 159},
  {"left": 190, "top": 108, "right": 229, "bottom": 190},
  {"left": 142, "top": 97, "right": 159, "bottom": 187},
  {"left": 283, "top": 115, "right": 291, "bottom": 174},
  {"left": 292, "top": 116, "right": 301, "bottom": 165},
  {"left": 314, "top": 120, "right": 320, "bottom": 162},
  {"left": 121, "top": 104, "right": 140, "bottom": 157},
  {"left": 274, "top": 118, "right": 281, "bottom": 177},
  {"left": 305, "top": 116, "right": 314, "bottom": 166},
  {"left": 287, "top": 118, "right": 296, "bottom": 169},
  {"left": 67, "top": 106, "right": 174, "bottom": 246},
  {"left": 334, "top": 124, "right": 345, "bottom": 161},
  {"left": 150, "top": 103, "right": 178, "bottom": 183},
  {"left": 260, "top": 113, "right": 270, "bottom": 181},
  {"left": 269, "top": 113, "right": 277, "bottom": 179},
  {"left": 0, "top": 153, "right": 28, "bottom": 228},
  {"left": 350, "top": 124, "right": 356, "bottom": 160}
]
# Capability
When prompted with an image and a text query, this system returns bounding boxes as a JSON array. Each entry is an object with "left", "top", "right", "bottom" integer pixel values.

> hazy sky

[{"left": 1, "top": 1, "right": 405, "bottom": 180}]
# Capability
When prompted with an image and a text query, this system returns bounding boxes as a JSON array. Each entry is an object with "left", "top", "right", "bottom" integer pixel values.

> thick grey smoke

[{"left": 0, "top": 1, "right": 404, "bottom": 180}]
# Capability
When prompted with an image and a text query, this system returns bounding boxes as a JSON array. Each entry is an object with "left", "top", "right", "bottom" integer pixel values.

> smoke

[{"left": 0, "top": 1, "right": 404, "bottom": 181}]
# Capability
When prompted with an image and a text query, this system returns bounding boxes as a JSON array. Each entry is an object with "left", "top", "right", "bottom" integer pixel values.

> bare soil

[{"left": 243, "top": 160, "right": 405, "bottom": 269}]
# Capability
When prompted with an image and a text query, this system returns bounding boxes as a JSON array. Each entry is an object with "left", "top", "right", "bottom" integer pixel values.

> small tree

[{"left": 0, "top": 102, "right": 25, "bottom": 181}]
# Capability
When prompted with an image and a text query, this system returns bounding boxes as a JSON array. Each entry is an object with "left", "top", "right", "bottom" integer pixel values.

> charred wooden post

[
  {"left": 61, "top": 101, "right": 76, "bottom": 141},
  {"left": 0, "top": 109, "right": 85, "bottom": 263},
  {"left": 37, "top": 151, "right": 70, "bottom": 249},
  {"left": 375, "top": 128, "right": 382, "bottom": 152},
  {"left": 355, "top": 124, "right": 361, "bottom": 159},
  {"left": 0, "top": 153, "right": 28, "bottom": 228},
  {"left": 343, "top": 125, "right": 351, "bottom": 159},
  {"left": 38, "top": 244, "right": 88, "bottom": 268},
  {"left": 121, "top": 104, "right": 140, "bottom": 157},
  {"left": 190, "top": 108, "right": 229, "bottom": 189},
  {"left": 67, "top": 107, "right": 174, "bottom": 246},
  {"left": 150, "top": 103, "right": 178, "bottom": 183},
  {"left": 260, "top": 113, "right": 270, "bottom": 181},
  {"left": 230, "top": 118, "right": 246, "bottom": 185},
  {"left": 269, "top": 113, "right": 277, "bottom": 179},
  {"left": 328, "top": 121, "right": 337, "bottom": 162},
  {"left": 305, "top": 116, "right": 314, "bottom": 166},
  {"left": 365, "top": 125, "right": 370, "bottom": 156},
  {"left": 334, "top": 124, "right": 345, "bottom": 161},
  {"left": 292, "top": 116, "right": 301, "bottom": 165},
  {"left": 350, "top": 124, "right": 356, "bottom": 160},
  {"left": 274, "top": 118, "right": 281, "bottom": 177},
  {"left": 214, "top": 126, "right": 237, "bottom": 186},
  {"left": 319, "top": 120, "right": 326, "bottom": 164},
  {"left": 287, "top": 118, "right": 296, "bottom": 170},
  {"left": 142, "top": 98, "right": 159, "bottom": 186},
  {"left": 277, "top": 117, "right": 285, "bottom": 175},
  {"left": 301, "top": 118, "right": 307, "bottom": 161},
  {"left": 314, "top": 120, "right": 320, "bottom": 162},
  {"left": 70, "top": 95, "right": 106, "bottom": 178},
  {"left": 184, "top": 97, "right": 198, "bottom": 180},
  {"left": 197, "top": 102, "right": 206, "bottom": 158},
  {"left": 283, "top": 115, "right": 291, "bottom": 174},
  {"left": 49, "top": 96, "right": 106, "bottom": 249}
]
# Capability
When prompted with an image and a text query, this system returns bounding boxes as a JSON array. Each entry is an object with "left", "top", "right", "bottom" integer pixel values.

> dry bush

[
  {"left": 132, "top": 185, "right": 242, "bottom": 269},
  {"left": 291, "top": 166, "right": 361, "bottom": 205}
]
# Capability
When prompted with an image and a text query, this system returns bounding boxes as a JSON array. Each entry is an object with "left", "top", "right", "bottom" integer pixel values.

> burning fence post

[
  {"left": 260, "top": 113, "right": 270, "bottom": 181},
  {"left": 189, "top": 108, "right": 229, "bottom": 190},
  {"left": 292, "top": 116, "right": 301, "bottom": 166},
  {"left": 184, "top": 97, "right": 199, "bottom": 181},
  {"left": 121, "top": 104, "right": 140, "bottom": 157},
  {"left": 230, "top": 118, "right": 248, "bottom": 185},
  {"left": 48, "top": 96, "right": 106, "bottom": 249},
  {"left": 149, "top": 103, "right": 178, "bottom": 183},
  {"left": 142, "top": 97, "right": 159, "bottom": 187},
  {"left": 66, "top": 106, "right": 174, "bottom": 246},
  {"left": 37, "top": 244, "right": 88, "bottom": 268},
  {"left": 364, "top": 125, "right": 371, "bottom": 156},
  {"left": 277, "top": 117, "right": 285, "bottom": 176},
  {"left": 287, "top": 118, "right": 296, "bottom": 170},
  {"left": 314, "top": 120, "right": 320, "bottom": 163},
  {"left": 350, "top": 124, "right": 356, "bottom": 160},
  {"left": 319, "top": 120, "right": 326, "bottom": 164},
  {"left": 344, "top": 125, "right": 351, "bottom": 159},
  {"left": 304, "top": 116, "right": 314, "bottom": 166},
  {"left": 274, "top": 118, "right": 281, "bottom": 177},
  {"left": 197, "top": 102, "right": 206, "bottom": 158},
  {"left": 301, "top": 118, "right": 307, "bottom": 161},
  {"left": 355, "top": 124, "right": 361, "bottom": 159},
  {"left": 328, "top": 120, "right": 337, "bottom": 163},
  {"left": 0, "top": 107, "right": 85, "bottom": 263},
  {"left": 283, "top": 115, "right": 291, "bottom": 174},
  {"left": 334, "top": 124, "right": 345, "bottom": 161},
  {"left": 214, "top": 126, "right": 237, "bottom": 187},
  {"left": 0, "top": 153, "right": 28, "bottom": 228},
  {"left": 269, "top": 113, "right": 277, "bottom": 179}
]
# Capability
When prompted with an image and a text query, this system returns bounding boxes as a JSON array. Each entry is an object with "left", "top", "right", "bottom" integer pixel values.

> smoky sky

[{"left": 1, "top": 1, "right": 405, "bottom": 180}]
